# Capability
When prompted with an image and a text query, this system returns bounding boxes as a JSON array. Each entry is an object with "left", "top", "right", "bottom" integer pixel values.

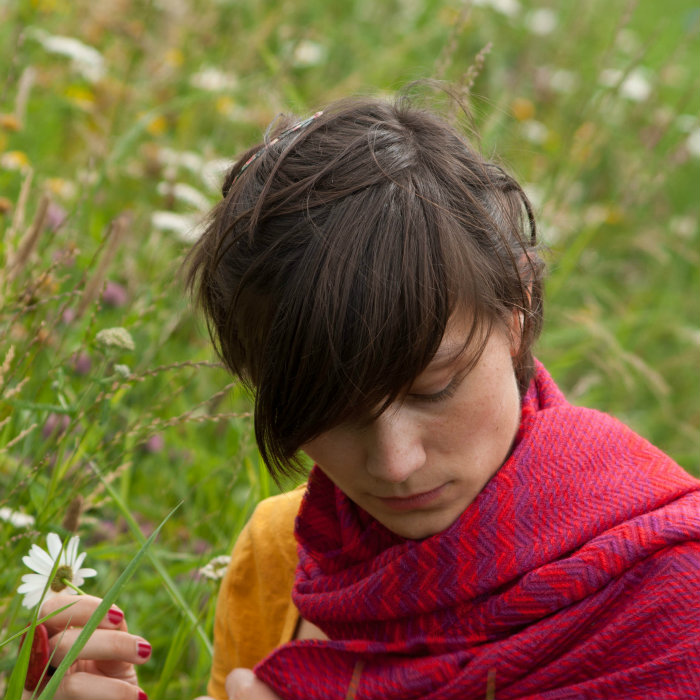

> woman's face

[{"left": 302, "top": 315, "right": 522, "bottom": 539}]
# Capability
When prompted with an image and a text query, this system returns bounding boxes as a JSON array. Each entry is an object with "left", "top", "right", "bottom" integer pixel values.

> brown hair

[{"left": 186, "top": 93, "right": 544, "bottom": 479}]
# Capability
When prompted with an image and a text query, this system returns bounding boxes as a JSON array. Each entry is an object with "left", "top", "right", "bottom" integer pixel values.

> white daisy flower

[
  {"left": 17, "top": 533, "right": 97, "bottom": 609},
  {"left": 0, "top": 506, "right": 35, "bottom": 528}
]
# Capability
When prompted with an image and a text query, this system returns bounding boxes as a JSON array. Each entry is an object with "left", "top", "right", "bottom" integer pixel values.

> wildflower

[
  {"left": 472, "top": 0, "right": 520, "bottom": 17},
  {"left": 0, "top": 113, "right": 21, "bottom": 131},
  {"left": 550, "top": 69, "right": 578, "bottom": 94},
  {"left": 521, "top": 121, "right": 548, "bottom": 145},
  {"left": 686, "top": 128, "right": 700, "bottom": 158},
  {"left": 18, "top": 533, "right": 97, "bottom": 609},
  {"left": 71, "top": 351, "right": 92, "bottom": 374},
  {"left": 293, "top": 40, "right": 325, "bottom": 68},
  {"left": 525, "top": 8, "right": 557, "bottom": 35},
  {"left": 190, "top": 66, "right": 238, "bottom": 92},
  {"left": 511, "top": 97, "right": 535, "bottom": 122},
  {"left": 199, "top": 555, "right": 231, "bottom": 581},
  {"left": 102, "top": 281, "right": 128, "bottom": 307},
  {"left": 143, "top": 434, "right": 165, "bottom": 454},
  {"left": 96, "top": 327, "right": 135, "bottom": 351},
  {"left": 45, "top": 201, "right": 68, "bottom": 232},
  {"left": 1, "top": 150, "right": 30, "bottom": 172},
  {"left": 42, "top": 413, "right": 70, "bottom": 439},
  {"left": 151, "top": 210, "right": 205, "bottom": 242},
  {"left": 156, "top": 181, "right": 211, "bottom": 211},
  {"left": 113, "top": 364, "right": 131, "bottom": 378},
  {"left": 599, "top": 67, "right": 652, "bottom": 102},
  {"left": 0, "top": 507, "right": 35, "bottom": 528},
  {"left": 27, "top": 28, "right": 105, "bottom": 83}
]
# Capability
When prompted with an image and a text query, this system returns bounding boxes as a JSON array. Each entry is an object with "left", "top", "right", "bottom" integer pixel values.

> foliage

[{"left": 1, "top": 0, "right": 698, "bottom": 696}]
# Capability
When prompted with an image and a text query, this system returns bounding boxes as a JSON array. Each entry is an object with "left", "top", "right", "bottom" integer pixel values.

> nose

[{"left": 364, "top": 408, "right": 427, "bottom": 484}]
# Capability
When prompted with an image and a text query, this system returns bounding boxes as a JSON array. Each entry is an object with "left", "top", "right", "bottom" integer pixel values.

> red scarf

[{"left": 255, "top": 363, "right": 700, "bottom": 699}]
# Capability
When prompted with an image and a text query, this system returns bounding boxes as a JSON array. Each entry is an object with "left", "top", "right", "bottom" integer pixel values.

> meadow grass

[{"left": 1, "top": 0, "right": 698, "bottom": 697}]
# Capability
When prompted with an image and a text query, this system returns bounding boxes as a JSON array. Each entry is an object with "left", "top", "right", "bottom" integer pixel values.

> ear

[{"left": 508, "top": 307, "right": 525, "bottom": 358}]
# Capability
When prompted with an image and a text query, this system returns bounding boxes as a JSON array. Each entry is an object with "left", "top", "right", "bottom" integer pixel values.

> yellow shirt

[{"left": 207, "top": 486, "right": 305, "bottom": 700}]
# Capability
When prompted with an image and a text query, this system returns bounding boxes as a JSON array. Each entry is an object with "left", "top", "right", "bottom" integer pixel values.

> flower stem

[{"left": 62, "top": 579, "right": 86, "bottom": 595}]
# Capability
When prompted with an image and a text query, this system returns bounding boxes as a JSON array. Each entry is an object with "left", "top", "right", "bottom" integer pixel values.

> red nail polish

[
  {"left": 137, "top": 641, "right": 152, "bottom": 659},
  {"left": 138, "top": 692, "right": 148, "bottom": 700},
  {"left": 107, "top": 609, "right": 123, "bottom": 625}
]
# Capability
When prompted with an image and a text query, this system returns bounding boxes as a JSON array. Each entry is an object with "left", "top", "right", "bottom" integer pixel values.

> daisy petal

[
  {"left": 28, "top": 544, "right": 55, "bottom": 571},
  {"left": 46, "top": 533, "right": 63, "bottom": 560},
  {"left": 67, "top": 536, "right": 80, "bottom": 565},
  {"left": 18, "top": 573, "right": 47, "bottom": 589},
  {"left": 21, "top": 588, "right": 53, "bottom": 609},
  {"left": 74, "top": 567, "right": 97, "bottom": 585},
  {"left": 22, "top": 552, "right": 52, "bottom": 575},
  {"left": 73, "top": 551, "right": 86, "bottom": 570}
]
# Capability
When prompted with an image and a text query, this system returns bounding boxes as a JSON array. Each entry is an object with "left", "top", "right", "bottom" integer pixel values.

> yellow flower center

[{"left": 50, "top": 565, "right": 73, "bottom": 592}]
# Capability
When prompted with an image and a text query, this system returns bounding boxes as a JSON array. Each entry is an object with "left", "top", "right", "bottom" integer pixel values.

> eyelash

[{"left": 410, "top": 376, "right": 460, "bottom": 404}]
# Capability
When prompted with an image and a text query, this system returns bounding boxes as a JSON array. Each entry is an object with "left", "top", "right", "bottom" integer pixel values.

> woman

[{"left": 31, "top": 94, "right": 700, "bottom": 700}]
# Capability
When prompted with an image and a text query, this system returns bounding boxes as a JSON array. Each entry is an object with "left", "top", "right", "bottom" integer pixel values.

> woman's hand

[
  {"left": 23, "top": 593, "right": 150, "bottom": 699},
  {"left": 194, "top": 668, "right": 282, "bottom": 700}
]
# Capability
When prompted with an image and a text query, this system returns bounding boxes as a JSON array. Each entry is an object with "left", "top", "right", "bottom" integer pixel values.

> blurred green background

[{"left": 1, "top": 0, "right": 698, "bottom": 696}]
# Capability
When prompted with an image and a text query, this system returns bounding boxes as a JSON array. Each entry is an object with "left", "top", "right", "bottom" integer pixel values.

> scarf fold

[{"left": 255, "top": 363, "right": 700, "bottom": 699}]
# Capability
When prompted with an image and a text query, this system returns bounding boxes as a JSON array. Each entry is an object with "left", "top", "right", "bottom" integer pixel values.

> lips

[{"left": 375, "top": 483, "right": 448, "bottom": 511}]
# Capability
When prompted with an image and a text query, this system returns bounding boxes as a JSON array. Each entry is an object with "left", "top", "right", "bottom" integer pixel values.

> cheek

[{"left": 302, "top": 433, "right": 358, "bottom": 483}]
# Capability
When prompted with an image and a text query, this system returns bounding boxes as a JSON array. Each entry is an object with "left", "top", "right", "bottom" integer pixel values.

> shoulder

[
  {"left": 227, "top": 483, "right": 305, "bottom": 601},
  {"left": 208, "top": 485, "right": 305, "bottom": 697},
  {"left": 244, "top": 485, "right": 306, "bottom": 568}
]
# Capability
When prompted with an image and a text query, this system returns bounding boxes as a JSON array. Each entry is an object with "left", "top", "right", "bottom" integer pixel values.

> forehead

[{"left": 424, "top": 314, "right": 482, "bottom": 369}]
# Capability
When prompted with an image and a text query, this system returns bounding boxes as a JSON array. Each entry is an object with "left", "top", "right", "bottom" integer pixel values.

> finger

[
  {"left": 54, "top": 671, "right": 147, "bottom": 700},
  {"left": 42, "top": 594, "right": 126, "bottom": 632},
  {"left": 49, "top": 627, "right": 151, "bottom": 667},
  {"left": 225, "top": 668, "right": 282, "bottom": 700}
]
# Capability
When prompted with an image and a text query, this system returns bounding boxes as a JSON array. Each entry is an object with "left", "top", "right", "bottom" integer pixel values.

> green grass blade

[{"left": 36, "top": 503, "right": 180, "bottom": 699}]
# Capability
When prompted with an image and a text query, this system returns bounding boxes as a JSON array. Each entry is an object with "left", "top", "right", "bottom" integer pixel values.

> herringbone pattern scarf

[{"left": 256, "top": 363, "right": 700, "bottom": 699}]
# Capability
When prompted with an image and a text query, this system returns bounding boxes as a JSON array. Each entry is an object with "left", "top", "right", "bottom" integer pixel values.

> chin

[{"left": 383, "top": 511, "right": 460, "bottom": 540}]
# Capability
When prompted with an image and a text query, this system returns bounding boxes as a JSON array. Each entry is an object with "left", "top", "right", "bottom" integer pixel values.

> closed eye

[{"left": 409, "top": 375, "right": 460, "bottom": 404}]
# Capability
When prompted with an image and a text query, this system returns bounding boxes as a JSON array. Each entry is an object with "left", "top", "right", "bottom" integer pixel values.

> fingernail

[
  {"left": 138, "top": 692, "right": 148, "bottom": 700},
  {"left": 107, "top": 608, "right": 123, "bottom": 625},
  {"left": 137, "top": 641, "right": 151, "bottom": 659}
]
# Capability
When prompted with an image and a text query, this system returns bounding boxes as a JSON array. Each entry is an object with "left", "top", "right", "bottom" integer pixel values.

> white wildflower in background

[
  {"left": 151, "top": 211, "right": 206, "bottom": 242},
  {"left": 199, "top": 555, "right": 231, "bottom": 581},
  {"left": 113, "top": 364, "right": 131, "bottom": 378},
  {"left": 549, "top": 69, "right": 578, "bottom": 94},
  {"left": 201, "top": 158, "right": 234, "bottom": 191},
  {"left": 472, "top": 0, "right": 520, "bottom": 17},
  {"left": 190, "top": 66, "right": 238, "bottom": 92},
  {"left": 525, "top": 8, "right": 557, "bottom": 35},
  {"left": 27, "top": 28, "right": 105, "bottom": 83},
  {"left": 616, "top": 29, "right": 641, "bottom": 54},
  {"left": 292, "top": 40, "right": 325, "bottom": 67},
  {"left": 0, "top": 150, "right": 31, "bottom": 173},
  {"left": 157, "top": 182, "right": 212, "bottom": 211},
  {"left": 686, "top": 128, "right": 700, "bottom": 158},
  {"left": 18, "top": 533, "right": 97, "bottom": 609},
  {"left": 675, "top": 115, "right": 697, "bottom": 133},
  {"left": 599, "top": 67, "right": 652, "bottom": 102},
  {"left": 521, "top": 120, "right": 548, "bottom": 145},
  {"left": 0, "top": 507, "right": 35, "bottom": 528},
  {"left": 96, "top": 327, "right": 135, "bottom": 351},
  {"left": 157, "top": 148, "right": 205, "bottom": 174}
]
